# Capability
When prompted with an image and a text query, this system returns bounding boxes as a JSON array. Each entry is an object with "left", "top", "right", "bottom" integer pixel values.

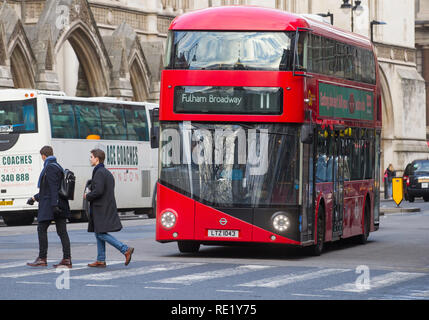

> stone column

[{"left": 423, "top": 47, "right": 429, "bottom": 131}]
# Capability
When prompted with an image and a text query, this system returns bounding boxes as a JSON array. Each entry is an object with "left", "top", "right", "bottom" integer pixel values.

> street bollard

[{"left": 392, "top": 178, "right": 403, "bottom": 207}]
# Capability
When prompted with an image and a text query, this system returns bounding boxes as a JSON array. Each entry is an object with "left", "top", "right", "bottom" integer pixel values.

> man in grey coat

[{"left": 84, "top": 148, "right": 134, "bottom": 267}]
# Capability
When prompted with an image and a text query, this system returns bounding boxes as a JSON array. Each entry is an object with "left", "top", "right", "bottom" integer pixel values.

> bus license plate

[
  {"left": 422, "top": 183, "right": 428, "bottom": 188},
  {"left": 0, "top": 200, "right": 13, "bottom": 206},
  {"left": 208, "top": 229, "right": 239, "bottom": 238}
]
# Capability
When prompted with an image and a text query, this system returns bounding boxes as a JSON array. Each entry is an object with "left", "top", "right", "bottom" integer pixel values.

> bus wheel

[
  {"left": 310, "top": 206, "right": 325, "bottom": 256},
  {"left": 2, "top": 213, "right": 34, "bottom": 226},
  {"left": 178, "top": 241, "right": 200, "bottom": 253},
  {"left": 357, "top": 203, "right": 370, "bottom": 244}
]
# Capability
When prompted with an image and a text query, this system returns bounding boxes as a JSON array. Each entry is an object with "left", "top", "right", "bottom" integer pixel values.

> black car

[{"left": 403, "top": 159, "right": 429, "bottom": 202}]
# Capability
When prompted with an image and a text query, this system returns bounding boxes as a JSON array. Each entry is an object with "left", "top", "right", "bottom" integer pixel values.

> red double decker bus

[{"left": 156, "top": 6, "right": 381, "bottom": 255}]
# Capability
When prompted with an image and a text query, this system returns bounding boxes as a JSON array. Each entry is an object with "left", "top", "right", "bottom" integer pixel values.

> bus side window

[
  {"left": 48, "top": 102, "right": 77, "bottom": 138},
  {"left": 74, "top": 104, "right": 102, "bottom": 139},
  {"left": 99, "top": 104, "right": 127, "bottom": 140},
  {"left": 335, "top": 42, "right": 345, "bottom": 78},
  {"left": 311, "top": 34, "right": 321, "bottom": 74},
  {"left": 344, "top": 45, "right": 354, "bottom": 80},
  {"left": 124, "top": 106, "right": 149, "bottom": 141}
]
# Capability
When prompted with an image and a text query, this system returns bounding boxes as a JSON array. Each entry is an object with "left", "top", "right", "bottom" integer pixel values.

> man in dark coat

[
  {"left": 84, "top": 148, "right": 134, "bottom": 267},
  {"left": 27, "top": 146, "right": 72, "bottom": 268}
]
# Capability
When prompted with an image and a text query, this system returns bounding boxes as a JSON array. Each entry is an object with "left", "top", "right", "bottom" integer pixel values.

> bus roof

[
  {"left": 170, "top": 6, "right": 372, "bottom": 49},
  {"left": 0, "top": 89, "right": 158, "bottom": 108}
]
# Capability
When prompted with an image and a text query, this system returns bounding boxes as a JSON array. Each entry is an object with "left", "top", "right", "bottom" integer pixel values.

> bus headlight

[
  {"left": 272, "top": 213, "right": 290, "bottom": 232},
  {"left": 160, "top": 210, "right": 177, "bottom": 230}
]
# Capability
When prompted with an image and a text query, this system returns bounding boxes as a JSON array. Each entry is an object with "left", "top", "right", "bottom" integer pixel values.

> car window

[{"left": 411, "top": 161, "right": 429, "bottom": 174}]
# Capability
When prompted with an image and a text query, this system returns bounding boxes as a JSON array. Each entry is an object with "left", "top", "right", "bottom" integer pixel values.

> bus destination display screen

[{"left": 174, "top": 86, "right": 282, "bottom": 115}]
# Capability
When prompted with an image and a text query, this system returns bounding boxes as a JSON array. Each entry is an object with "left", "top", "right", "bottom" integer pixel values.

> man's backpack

[
  {"left": 51, "top": 163, "right": 76, "bottom": 200},
  {"left": 59, "top": 169, "right": 76, "bottom": 200}
]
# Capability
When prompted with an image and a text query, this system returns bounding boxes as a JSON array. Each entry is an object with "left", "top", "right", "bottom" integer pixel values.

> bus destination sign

[
  {"left": 174, "top": 86, "right": 282, "bottom": 115},
  {"left": 318, "top": 82, "right": 374, "bottom": 121}
]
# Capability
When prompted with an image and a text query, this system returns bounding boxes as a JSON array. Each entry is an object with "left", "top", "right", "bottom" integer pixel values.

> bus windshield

[
  {"left": 165, "top": 31, "right": 294, "bottom": 71},
  {"left": 0, "top": 99, "right": 37, "bottom": 133},
  {"left": 159, "top": 122, "right": 300, "bottom": 207}
]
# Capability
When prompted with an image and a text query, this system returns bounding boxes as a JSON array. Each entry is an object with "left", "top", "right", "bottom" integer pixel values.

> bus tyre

[
  {"left": 3, "top": 213, "right": 34, "bottom": 226},
  {"left": 310, "top": 207, "right": 325, "bottom": 256},
  {"left": 178, "top": 241, "right": 200, "bottom": 253},
  {"left": 357, "top": 202, "right": 370, "bottom": 245}
]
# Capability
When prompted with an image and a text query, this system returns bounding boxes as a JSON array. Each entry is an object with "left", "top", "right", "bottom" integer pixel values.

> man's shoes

[
  {"left": 124, "top": 247, "right": 134, "bottom": 266},
  {"left": 27, "top": 257, "right": 47, "bottom": 267},
  {"left": 87, "top": 261, "right": 106, "bottom": 268},
  {"left": 53, "top": 258, "right": 72, "bottom": 269}
]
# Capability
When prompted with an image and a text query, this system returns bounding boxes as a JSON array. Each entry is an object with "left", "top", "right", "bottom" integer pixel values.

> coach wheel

[
  {"left": 2, "top": 213, "right": 34, "bottom": 226},
  {"left": 310, "top": 206, "right": 325, "bottom": 256},
  {"left": 178, "top": 241, "right": 200, "bottom": 253},
  {"left": 424, "top": 196, "right": 429, "bottom": 202},
  {"left": 408, "top": 195, "right": 415, "bottom": 202}
]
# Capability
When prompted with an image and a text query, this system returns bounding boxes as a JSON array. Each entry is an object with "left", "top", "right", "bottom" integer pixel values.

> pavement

[{"left": 379, "top": 197, "right": 420, "bottom": 214}]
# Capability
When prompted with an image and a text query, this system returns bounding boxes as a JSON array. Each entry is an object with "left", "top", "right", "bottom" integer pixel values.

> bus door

[{"left": 332, "top": 129, "right": 344, "bottom": 239}]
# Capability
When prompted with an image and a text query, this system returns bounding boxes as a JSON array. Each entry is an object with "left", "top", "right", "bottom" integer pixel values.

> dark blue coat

[
  {"left": 34, "top": 158, "right": 70, "bottom": 222},
  {"left": 86, "top": 165, "right": 122, "bottom": 233}
]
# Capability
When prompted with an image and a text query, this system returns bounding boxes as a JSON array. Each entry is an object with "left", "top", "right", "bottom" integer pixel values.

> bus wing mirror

[
  {"left": 301, "top": 123, "right": 314, "bottom": 144},
  {"left": 150, "top": 108, "right": 159, "bottom": 149},
  {"left": 150, "top": 126, "right": 159, "bottom": 149}
]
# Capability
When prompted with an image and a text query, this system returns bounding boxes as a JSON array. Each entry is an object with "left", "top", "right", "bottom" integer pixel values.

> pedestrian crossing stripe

[
  {"left": 237, "top": 268, "right": 350, "bottom": 288},
  {"left": 324, "top": 272, "right": 426, "bottom": 293},
  {"left": 71, "top": 262, "right": 205, "bottom": 281},
  {"left": 0, "top": 261, "right": 123, "bottom": 279},
  {"left": 0, "top": 261, "right": 38, "bottom": 269},
  {"left": 154, "top": 264, "right": 273, "bottom": 285},
  {"left": 0, "top": 261, "right": 427, "bottom": 295}
]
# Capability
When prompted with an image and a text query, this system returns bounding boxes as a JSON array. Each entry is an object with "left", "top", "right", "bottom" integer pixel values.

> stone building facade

[
  {"left": 415, "top": 0, "right": 429, "bottom": 139},
  {"left": 0, "top": 0, "right": 183, "bottom": 102},
  {"left": 0, "top": 0, "right": 427, "bottom": 177}
]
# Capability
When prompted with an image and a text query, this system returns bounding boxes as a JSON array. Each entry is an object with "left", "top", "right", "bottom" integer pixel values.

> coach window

[
  {"left": 124, "top": 106, "right": 149, "bottom": 141},
  {"left": 100, "top": 104, "right": 127, "bottom": 140},
  {"left": 48, "top": 102, "right": 77, "bottom": 138},
  {"left": 74, "top": 103, "right": 102, "bottom": 139}
]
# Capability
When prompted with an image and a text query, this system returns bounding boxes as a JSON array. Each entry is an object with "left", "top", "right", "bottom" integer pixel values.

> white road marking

[
  {"left": 86, "top": 284, "right": 118, "bottom": 288},
  {"left": 216, "top": 289, "right": 253, "bottom": 293},
  {"left": 291, "top": 293, "right": 331, "bottom": 298},
  {"left": 325, "top": 272, "right": 426, "bottom": 293},
  {"left": 154, "top": 264, "right": 272, "bottom": 285},
  {"left": 410, "top": 290, "right": 429, "bottom": 297},
  {"left": 71, "top": 262, "right": 205, "bottom": 281},
  {"left": 16, "top": 281, "right": 51, "bottom": 285},
  {"left": 0, "top": 261, "right": 123, "bottom": 278},
  {"left": 237, "top": 268, "right": 350, "bottom": 288},
  {"left": 0, "top": 260, "right": 57, "bottom": 269}
]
